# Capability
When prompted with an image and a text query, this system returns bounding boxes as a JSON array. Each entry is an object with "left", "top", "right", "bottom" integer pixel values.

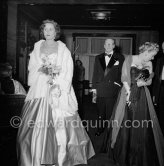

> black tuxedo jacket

[
  {"left": 153, "top": 56, "right": 164, "bottom": 103},
  {"left": 92, "top": 52, "right": 124, "bottom": 98}
]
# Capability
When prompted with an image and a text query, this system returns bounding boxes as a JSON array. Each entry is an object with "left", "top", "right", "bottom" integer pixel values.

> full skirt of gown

[
  {"left": 17, "top": 84, "right": 95, "bottom": 166},
  {"left": 107, "top": 67, "right": 164, "bottom": 166}
]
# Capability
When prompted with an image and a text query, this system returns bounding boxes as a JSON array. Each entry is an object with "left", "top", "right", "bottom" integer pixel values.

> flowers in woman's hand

[
  {"left": 39, "top": 53, "right": 61, "bottom": 76},
  {"left": 38, "top": 64, "right": 61, "bottom": 76},
  {"left": 38, "top": 64, "right": 61, "bottom": 85},
  {"left": 135, "top": 68, "right": 150, "bottom": 82}
]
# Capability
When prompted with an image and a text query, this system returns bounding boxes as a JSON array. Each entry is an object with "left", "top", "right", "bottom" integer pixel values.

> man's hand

[
  {"left": 153, "top": 96, "right": 157, "bottom": 106},
  {"left": 92, "top": 89, "right": 97, "bottom": 103}
]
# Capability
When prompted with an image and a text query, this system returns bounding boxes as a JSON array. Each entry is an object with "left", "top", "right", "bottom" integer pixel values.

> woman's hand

[
  {"left": 38, "top": 65, "right": 61, "bottom": 76},
  {"left": 137, "top": 79, "right": 146, "bottom": 87},
  {"left": 126, "top": 90, "right": 131, "bottom": 106},
  {"left": 38, "top": 66, "right": 49, "bottom": 75},
  {"left": 123, "top": 81, "right": 131, "bottom": 106},
  {"left": 52, "top": 66, "right": 61, "bottom": 74}
]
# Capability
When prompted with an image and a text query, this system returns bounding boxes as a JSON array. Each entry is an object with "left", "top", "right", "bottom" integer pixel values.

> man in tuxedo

[
  {"left": 92, "top": 38, "right": 124, "bottom": 136},
  {"left": 153, "top": 41, "right": 164, "bottom": 132}
]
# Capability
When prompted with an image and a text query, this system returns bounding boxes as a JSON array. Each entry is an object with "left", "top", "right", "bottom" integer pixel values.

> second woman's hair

[
  {"left": 40, "top": 19, "right": 61, "bottom": 40},
  {"left": 139, "top": 42, "right": 159, "bottom": 53}
]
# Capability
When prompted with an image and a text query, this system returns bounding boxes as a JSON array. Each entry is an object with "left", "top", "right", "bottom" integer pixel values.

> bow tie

[{"left": 105, "top": 53, "right": 112, "bottom": 58}]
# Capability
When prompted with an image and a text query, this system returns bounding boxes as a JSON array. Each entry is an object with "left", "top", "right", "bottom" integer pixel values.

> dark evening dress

[{"left": 108, "top": 66, "right": 164, "bottom": 166}]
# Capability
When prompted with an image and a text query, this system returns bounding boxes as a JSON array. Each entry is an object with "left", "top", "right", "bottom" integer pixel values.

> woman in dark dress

[{"left": 107, "top": 42, "right": 164, "bottom": 166}]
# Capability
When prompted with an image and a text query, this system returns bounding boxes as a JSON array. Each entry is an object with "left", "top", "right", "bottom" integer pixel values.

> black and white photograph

[{"left": 0, "top": 0, "right": 164, "bottom": 166}]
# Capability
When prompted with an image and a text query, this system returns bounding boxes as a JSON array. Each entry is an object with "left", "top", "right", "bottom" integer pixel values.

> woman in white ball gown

[{"left": 17, "top": 19, "right": 95, "bottom": 166}]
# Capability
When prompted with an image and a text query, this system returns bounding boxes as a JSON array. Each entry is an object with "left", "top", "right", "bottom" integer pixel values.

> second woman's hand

[
  {"left": 126, "top": 90, "right": 131, "bottom": 106},
  {"left": 137, "top": 79, "right": 146, "bottom": 87}
]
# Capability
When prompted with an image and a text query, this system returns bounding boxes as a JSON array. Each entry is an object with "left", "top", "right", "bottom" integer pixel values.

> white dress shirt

[{"left": 105, "top": 51, "right": 113, "bottom": 66}]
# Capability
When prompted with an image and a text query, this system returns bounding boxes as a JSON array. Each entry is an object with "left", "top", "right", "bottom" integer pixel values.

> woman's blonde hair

[
  {"left": 40, "top": 19, "right": 61, "bottom": 40},
  {"left": 139, "top": 42, "right": 159, "bottom": 54}
]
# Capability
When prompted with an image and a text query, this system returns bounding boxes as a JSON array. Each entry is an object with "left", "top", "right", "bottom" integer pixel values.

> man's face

[{"left": 104, "top": 39, "right": 115, "bottom": 53}]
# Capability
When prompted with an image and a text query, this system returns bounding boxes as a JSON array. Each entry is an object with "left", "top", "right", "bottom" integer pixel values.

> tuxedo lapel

[
  {"left": 99, "top": 53, "right": 106, "bottom": 71},
  {"left": 106, "top": 55, "right": 117, "bottom": 69}
]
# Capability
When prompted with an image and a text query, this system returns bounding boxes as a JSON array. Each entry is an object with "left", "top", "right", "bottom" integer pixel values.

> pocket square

[{"left": 114, "top": 61, "right": 119, "bottom": 66}]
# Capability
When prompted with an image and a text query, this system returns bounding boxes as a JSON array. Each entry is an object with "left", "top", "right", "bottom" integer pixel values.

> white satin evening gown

[{"left": 17, "top": 40, "right": 95, "bottom": 166}]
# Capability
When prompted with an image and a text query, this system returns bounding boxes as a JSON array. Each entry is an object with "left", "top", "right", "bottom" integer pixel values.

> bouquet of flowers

[
  {"left": 38, "top": 59, "right": 62, "bottom": 101},
  {"left": 39, "top": 53, "right": 61, "bottom": 80},
  {"left": 135, "top": 68, "right": 150, "bottom": 82},
  {"left": 135, "top": 66, "right": 155, "bottom": 83},
  {"left": 38, "top": 64, "right": 61, "bottom": 83}
]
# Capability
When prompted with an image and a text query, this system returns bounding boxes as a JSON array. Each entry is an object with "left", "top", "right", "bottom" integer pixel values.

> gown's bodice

[
  {"left": 129, "top": 66, "right": 150, "bottom": 105},
  {"left": 40, "top": 52, "right": 58, "bottom": 66},
  {"left": 130, "top": 66, "right": 150, "bottom": 85}
]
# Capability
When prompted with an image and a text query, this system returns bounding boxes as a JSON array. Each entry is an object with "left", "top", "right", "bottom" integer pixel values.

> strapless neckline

[{"left": 40, "top": 52, "right": 57, "bottom": 57}]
